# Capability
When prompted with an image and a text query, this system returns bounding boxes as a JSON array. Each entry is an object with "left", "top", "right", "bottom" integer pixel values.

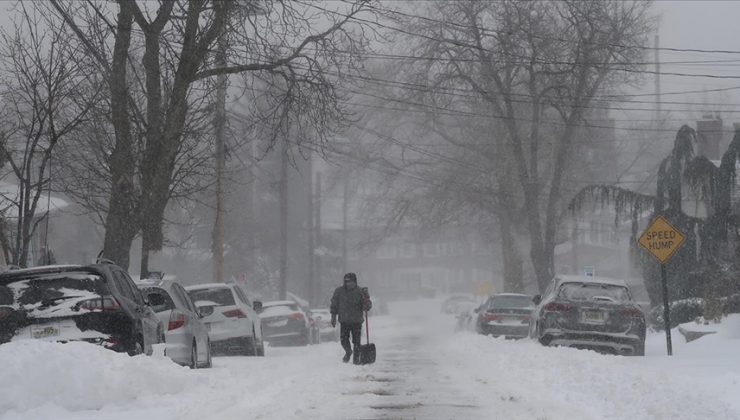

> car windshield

[
  {"left": 558, "top": 283, "right": 631, "bottom": 303},
  {"left": 188, "top": 288, "right": 235, "bottom": 306},
  {"left": 1, "top": 272, "right": 108, "bottom": 314},
  {"left": 488, "top": 295, "right": 533, "bottom": 309}
]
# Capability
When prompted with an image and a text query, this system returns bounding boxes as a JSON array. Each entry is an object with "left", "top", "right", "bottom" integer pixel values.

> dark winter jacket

[{"left": 330, "top": 285, "right": 371, "bottom": 324}]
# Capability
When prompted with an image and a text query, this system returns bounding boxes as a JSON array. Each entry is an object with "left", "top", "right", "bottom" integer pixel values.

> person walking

[{"left": 330, "top": 272, "right": 372, "bottom": 364}]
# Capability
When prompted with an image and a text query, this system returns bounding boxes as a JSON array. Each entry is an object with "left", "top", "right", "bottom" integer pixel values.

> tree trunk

[
  {"left": 102, "top": 3, "right": 137, "bottom": 269},
  {"left": 499, "top": 219, "right": 523, "bottom": 293},
  {"left": 279, "top": 145, "right": 288, "bottom": 300}
]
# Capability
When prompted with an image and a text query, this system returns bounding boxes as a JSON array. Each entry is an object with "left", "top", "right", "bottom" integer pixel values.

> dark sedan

[
  {"left": 0, "top": 264, "right": 163, "bottom": 355},
  {"left": 259, "top": 300, "right": 312, "bottom": 346},
  {"left": 529, "top": 275, "right": 646, "bottom": 356},
  {"left": 475, "top": 293, "right": 533, "bottom": 338}
]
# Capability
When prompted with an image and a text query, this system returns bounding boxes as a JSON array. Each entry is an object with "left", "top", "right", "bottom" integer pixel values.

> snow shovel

[{"left": 358, "top": 310, "right": 376, "bottom": 365}]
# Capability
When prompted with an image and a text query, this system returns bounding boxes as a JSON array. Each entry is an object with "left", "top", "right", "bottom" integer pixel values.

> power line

[{"left": 368, "top": 3, "right": 740, "bottom": 56}]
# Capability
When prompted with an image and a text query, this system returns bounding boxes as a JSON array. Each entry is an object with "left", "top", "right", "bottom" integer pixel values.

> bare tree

[
  {"left": 0, "top": 4, "right": 99, "bottom": 267},
  {"left": 43, "top": 0, "right": 375, "bottom": 275},
  {"left": 396, "top": 0, "right": 653, "bottom": 291}
]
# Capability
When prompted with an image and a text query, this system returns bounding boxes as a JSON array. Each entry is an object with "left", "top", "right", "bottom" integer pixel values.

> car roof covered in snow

[
  {"left": 0, "top": 264, "right": 101, "bottom": 281},
  {"left": 554, "top": 275, "right": 629, "bottom": 288},
  {"left": 492, "top": 293, "right": 531, "bottom": 297}
]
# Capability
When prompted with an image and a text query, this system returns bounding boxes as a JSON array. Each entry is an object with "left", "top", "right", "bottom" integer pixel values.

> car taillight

[
  {"left": 79, "top": 297, "right": 120, "bottom": 312},
  {"left": 168, "top": 311, "right": 186, "bottom": 330},
  {"left": 620, "top": 307, "right": 643, "bottom": 317},
  {"left": 522, "top": 315, "right": 531, "bottom": 323},
  {"left": 482, "top": 312, "right": 499, "bottom": 321},
  {"left": 0, "top": 306, "right": 12, "bottom": 320},
  {"left": 543, "top": 302, "right": 574, "bottom": 312},
  {"left": 223, "top": 309, "right": 246, "bottom": 318},
  {"left": 289, "top": 312, "right": 304, "bottom": 321}
]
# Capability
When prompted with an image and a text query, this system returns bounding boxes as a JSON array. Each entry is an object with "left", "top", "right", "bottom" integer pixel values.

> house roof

[{"left": 0, "top": 181, "right": 68, "bottom": 219}]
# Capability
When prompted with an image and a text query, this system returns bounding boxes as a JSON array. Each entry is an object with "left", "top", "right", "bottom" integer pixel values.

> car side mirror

[
  {"left": 473, "top": 307, "right": 480, "bottom": 313},
  {"left": 532, "top": 295, "right": 542, "bottom": 305},
  {"left": 253, "top": 300, "right": 263, "bottom": 313}
]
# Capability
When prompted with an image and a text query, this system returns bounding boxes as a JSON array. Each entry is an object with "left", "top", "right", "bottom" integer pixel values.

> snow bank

[
  {"left": 437, "top": 333, "right": 738, "bottom": 419},
  {"left": 0, "top": 341, "right": 197, "bottom": 416}
]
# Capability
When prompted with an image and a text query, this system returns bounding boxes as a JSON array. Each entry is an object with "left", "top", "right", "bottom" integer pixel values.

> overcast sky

[
  {"left": 0, "top": 1, "right": 738, "bottom": 123},
  {"left": 648, "top": 2, "right": 740, "bottom": 114}
]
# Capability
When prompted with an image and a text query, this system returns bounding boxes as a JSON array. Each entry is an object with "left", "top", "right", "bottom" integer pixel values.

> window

[
  {"left": 173, "top": 284, "right": 196, "bottom": 313},
  {"left": 142, "top": 288, "right": 175, "bottom": 313},
  {"left": 188, "top": 287, "right": 235, "bottom": 306},
  {"left": 488, "top": 295, "right": 534, "bottom": 310},
  {"left": 117, "top": 271, "right": 144, "bottom": 305},
  {"left": 423, "top": 243, "right": 439, "bottom": 258},
  {"left": 233, "top": 286, "right": 251, "bottom": 306},
  {"left": 558, "top": 283, "right": 631, "bottom": 303},
  {"left": 112, "top": 271, "right": 136, "bottom": 302},
  {"left": 399, "top": 243, "right": 416, "bottom": 258},
  {"left": 376, "top": 244, "right": 397, "bottom": 259}
]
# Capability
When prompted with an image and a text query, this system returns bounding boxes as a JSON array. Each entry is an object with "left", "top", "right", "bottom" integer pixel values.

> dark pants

[{"left": 340, "top": 322, "right": 362, "bottom": 355}]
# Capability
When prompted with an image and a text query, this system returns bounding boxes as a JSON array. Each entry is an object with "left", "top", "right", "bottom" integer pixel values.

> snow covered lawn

[{"left": 2, "top": 301, "right": 739, "bottom": 420}]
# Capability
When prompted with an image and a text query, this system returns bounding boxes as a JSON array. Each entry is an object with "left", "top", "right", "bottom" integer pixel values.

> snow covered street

[{"left": 2, "top": 299, "right": 740, "bottom": 420}]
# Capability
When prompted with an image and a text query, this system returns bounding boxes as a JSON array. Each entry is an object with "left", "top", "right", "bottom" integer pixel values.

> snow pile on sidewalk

[
  {"left": 438, "top": 332, "right": 740, "bottom": 420},
  {"left": 0, "top": 340, "right": 197, "bottom": 416}
]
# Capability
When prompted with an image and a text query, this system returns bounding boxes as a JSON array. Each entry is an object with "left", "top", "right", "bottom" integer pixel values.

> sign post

[{"left": 638, "top": 215, "right": 686, "bottom": 356}]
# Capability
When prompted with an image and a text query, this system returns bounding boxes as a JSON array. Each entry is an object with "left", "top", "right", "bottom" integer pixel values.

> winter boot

[{"left": 343, "top": 351, "right": 352, "bottom": 363}]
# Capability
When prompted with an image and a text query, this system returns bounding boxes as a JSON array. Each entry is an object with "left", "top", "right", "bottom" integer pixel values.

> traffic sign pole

[
  {"left": 638, "top": 214, "right": 685, "bottom": 357},
  {"left": 661, "top": 263, "right": 672, "bottom": 356}
]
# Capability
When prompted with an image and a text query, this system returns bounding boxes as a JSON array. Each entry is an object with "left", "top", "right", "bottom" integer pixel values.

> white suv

[{"left": 185, "top": 283, "right": 264, "bottom": 356}]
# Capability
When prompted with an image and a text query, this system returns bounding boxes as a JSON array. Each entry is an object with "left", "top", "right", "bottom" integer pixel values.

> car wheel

[
  {"left": 243, "top": 326, "right": 259, "bottom": 356},
  {"left": 128, "top": 337, "right": 144, "bottom": 356},
  {"left": 203, "top": 339, "right": 213, "bottom": 367},
  {"left": 633, "top": 341, "right": 645, "bottom": 356},
  {"left": 190, "top": 342, "right": 198, "bottom": 369}
]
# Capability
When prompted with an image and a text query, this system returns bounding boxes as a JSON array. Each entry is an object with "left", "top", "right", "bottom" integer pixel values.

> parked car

[
  {"left": 475, "top": 293, "right": 534, "bottom": 338},
  {"left": 259, "top": 300, "right": 315, "bottom": 346},
  {"left": 441, "top": 294, "right": 478, "bottom": 315},
  {"left": 529, "top": 275, "right": 646, "bottom": 356},
  {"left": 0, "top": 264, "right": 164, "bottom": 355},
  {"left": 185, "top": 283, "right": 264, "bottom": 356},
  {"left": 137, "top": 279, "right": 211, "bottom": 368},
  {"left": 310, "top": 308, "right": 338, "bottom": 342}
]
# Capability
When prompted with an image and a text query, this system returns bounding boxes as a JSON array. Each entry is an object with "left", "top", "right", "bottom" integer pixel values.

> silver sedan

[{"left": 137, "top": 279, "right": 212, "bottom": 368}]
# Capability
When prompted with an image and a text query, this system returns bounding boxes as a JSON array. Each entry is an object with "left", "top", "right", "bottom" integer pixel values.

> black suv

[
  {"left": 0, "top": 264, "right": 163, "bottom": 355},
  {"left": 529, "top": 275, "right": 646, "bottom": 356}
]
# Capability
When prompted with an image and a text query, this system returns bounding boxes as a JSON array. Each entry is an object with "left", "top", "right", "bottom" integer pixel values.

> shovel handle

[{"left": 365, "top": 310, "right": 369, "bottom": 343}]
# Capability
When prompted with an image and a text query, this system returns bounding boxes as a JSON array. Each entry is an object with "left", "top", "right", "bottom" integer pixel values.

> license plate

[
  {"left": 31, "top": 325, "right": 60, "bottom": 339},
  {"left": 268, "top": 320, "right": 288, "bottom": 328},
  {"left": 582, "top": 310, "right": 605, "bottom": 323}
]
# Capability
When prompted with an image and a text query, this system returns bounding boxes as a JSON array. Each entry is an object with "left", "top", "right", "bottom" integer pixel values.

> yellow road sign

[{"left": 638, "top": 215, "right": 686, "bottom": 264}]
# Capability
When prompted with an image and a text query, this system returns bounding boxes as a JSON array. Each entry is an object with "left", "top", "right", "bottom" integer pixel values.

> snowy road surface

[{"left": 2, "top": 299, "right": 740, "bottom": 420}]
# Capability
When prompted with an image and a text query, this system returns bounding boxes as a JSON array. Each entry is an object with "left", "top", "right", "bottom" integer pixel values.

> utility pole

[
  {"left": 654, "top": 34, "right": 661, "bottom": 120},
  {"left": 342, "top": 176, "right": 349, "bottom": 274},
  {"left": 279, "top": 143, "right": 289, "bottom": 300},
  {"left": 314, "top": 172, "right": 322, "bottom": 306},
  {"left": 212, "top": 24, "right": 227, "bottom": 283},
  {"left": 307, "top": 154, "right": 314, "bottom": 307}
]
